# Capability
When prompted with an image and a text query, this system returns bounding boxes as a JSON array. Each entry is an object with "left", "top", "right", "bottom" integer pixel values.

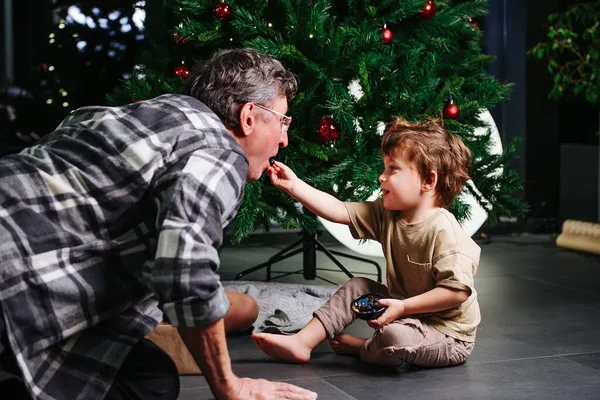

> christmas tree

[{"left": 110, "top": 0, "right": 527, "bottom": 243}]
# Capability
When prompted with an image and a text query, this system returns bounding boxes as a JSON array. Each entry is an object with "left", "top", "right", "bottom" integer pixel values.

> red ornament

[
  {"left": 174, "top": 64, "right": 190, "bottom": 78},
  {"left": 171, "top": 31, "right": 187, "bottom": 44},
  {"left": 215, "top": 2, "right": 232, "bottom": 21},
  {"left": 420, "top": 1, "right": 437, "bottom": 20},
  {"left": 318, "top": 118, "right": 341, "bottom": 142},
  {"left": 469, "top": 18, "right": 480, "bottom": 31},
  {"left": 382, "top": 27, "right": 393, "bottom": 44},
  {"left": 443, "top": 101, "right": 460, "bottom": 119}
]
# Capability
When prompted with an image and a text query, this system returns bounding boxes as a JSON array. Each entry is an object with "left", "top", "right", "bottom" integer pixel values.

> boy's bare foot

[
  {"left": 328, "top": 333, "right": 367, "bottom": 356},
  {"left": 252, "top": 332, "right": 312, "bottom": 364}
]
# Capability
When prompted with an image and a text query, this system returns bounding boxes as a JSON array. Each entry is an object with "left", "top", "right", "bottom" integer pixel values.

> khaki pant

[{"left": 314, "top": 277, "right": 474, "bottom": 368}]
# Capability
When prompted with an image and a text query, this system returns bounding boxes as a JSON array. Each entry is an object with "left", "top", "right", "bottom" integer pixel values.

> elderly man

[{"left": 0, "top": 49, "right": 317, "bottom": 400}]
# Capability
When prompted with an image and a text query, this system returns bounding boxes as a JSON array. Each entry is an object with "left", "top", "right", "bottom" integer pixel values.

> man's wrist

[{"left": 209, "top": 373, "right": 241, "bottom": 399}]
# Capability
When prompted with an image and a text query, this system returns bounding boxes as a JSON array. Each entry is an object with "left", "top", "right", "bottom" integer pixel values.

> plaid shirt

[{"left": 0, "top": 94, "right": 248, "bottom": 399}]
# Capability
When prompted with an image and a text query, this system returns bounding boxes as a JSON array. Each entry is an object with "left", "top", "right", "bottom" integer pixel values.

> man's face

[{"left": 245, "top": 96, "right": 290, "bottom": 181}]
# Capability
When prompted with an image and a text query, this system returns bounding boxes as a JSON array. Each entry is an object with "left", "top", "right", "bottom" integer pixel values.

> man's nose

[
  {"left": 378, "top": 174, "right": 386, "bottom": 182},
  {"left": 279, "top": 130, "right": 289, "bottom": 148}
]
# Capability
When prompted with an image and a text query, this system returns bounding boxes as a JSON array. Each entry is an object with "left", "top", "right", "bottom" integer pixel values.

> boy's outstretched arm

[
  {"left": 367, "top": 287, "right": 469, "bottom": 329},
  {"left": 267, "top": 161, "right": 350, "bottom": 225}
]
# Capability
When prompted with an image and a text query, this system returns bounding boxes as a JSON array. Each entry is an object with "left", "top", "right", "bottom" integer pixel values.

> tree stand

[{"left": 234, "top": 232, "right": 382, "bottom": 285}]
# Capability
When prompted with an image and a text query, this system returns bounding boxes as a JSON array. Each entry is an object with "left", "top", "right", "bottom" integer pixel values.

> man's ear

[
  {"left": 422, "top": 170, "right": 438, "bottom": 192},
  {"left": 238, "top": 103, "right": 256, "bottom": 137}
]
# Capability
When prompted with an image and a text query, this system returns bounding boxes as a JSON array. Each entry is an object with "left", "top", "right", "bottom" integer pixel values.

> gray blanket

[{"left": 223, "top": 281, "right": 338, "bottom": 334}]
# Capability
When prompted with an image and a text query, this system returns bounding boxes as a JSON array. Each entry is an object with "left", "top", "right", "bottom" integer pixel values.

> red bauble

[
  {"left": 215, "top": 2, "right": 232, "bottom": 21},
  {"left": 420, "top": 1, "right": 437, "bottom": 20},
  {"left": 318, "top": 118, "right": 341, "bottom": 142},
  {"left": 382, "top": 27, "right": 393, "bottom": 44},
  {"left": 443, "top": 101, "right": 460, "bottom": 119},
  {"left": 469, "top": 19, "right": 480, "bottom": 31},
  {"left": 171, "top": 31, "right": 187, "bottom": 44},
  {"left": 174, "top": 64, "right": 190, "bottom": 78}
]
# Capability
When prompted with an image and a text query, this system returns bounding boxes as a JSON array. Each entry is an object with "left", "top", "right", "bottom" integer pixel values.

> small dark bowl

[{"left": 351, "top": 293, "right": 387, "bottom": 320}]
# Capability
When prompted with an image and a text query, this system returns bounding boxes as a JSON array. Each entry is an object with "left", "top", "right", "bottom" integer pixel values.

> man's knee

[
  {"left": 237, "top": 293, "right": 259, "bottom": 326},
  {"left": 224, "top": 292, "right": 259, "bottom": 332}
]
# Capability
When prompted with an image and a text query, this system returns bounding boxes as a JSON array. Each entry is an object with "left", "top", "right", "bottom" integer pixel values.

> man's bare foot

[
  {"left": 252, "top": 332, "right": 312, "bottom": 364},
  {"left": 328, "top": 333, "right": 367, "bottom": 356}
]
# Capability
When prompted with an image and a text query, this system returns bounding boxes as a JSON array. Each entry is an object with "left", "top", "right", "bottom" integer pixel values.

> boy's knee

[
  {"left": 345, "top": 277, "right": 378, "bottom": 293},
  {"left": 377, "top": 320, "right": 426, "bottom": 349},
  {"left": 360, "top": 322, "right": 426, "bottom": 367}
]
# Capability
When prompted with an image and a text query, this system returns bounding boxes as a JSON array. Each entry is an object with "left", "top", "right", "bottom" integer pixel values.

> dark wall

[
  {"left": 1, "top": 0, "right": 48, "bottom": 88},
  {"left": 12, "top": 0, "right": 49, "bottom": 88},
  {"left": 484, "top": 0, "right": 528, "bottom": 192},
  {"left": 485, "top": 0, "right": 598, "bottom": 226},
  {"left": 0, "top": 0, "right": 5, "bottom": 85},
  {"left": 525, "top": 0, "right": 562, "bottom": 221}
]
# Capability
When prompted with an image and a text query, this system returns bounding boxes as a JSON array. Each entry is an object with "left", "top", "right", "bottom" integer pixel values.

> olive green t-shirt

[{"left": 345, "top": 198, "right": 481, "bottom": 342}]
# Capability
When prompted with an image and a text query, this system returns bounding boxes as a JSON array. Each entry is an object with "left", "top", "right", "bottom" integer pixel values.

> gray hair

[{"left": 182, "top": 48, "right": 297, "bottom": 129}]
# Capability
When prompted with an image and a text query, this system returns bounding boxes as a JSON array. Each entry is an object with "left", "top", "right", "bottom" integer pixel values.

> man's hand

[
  {"left": 226, "top": 377, "right": 317, "bottom": 400},
  {"left": 178, "top": 320, "right": 317, "bottom": 400},
  {"left": 267, "top": 161, "right": 298, "bottom": 192},
  {"left": 367, "top": 298, "right": 405, "bottom": 329}
]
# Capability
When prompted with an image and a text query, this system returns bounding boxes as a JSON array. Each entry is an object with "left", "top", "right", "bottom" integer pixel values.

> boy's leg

[
  {"left": 105, "top": 339, "right": 180, "bottom": 400},
  {"left": 359, "top": 317, "right": 474, "bottom": 368},
  {"left": 253, "top": 277, "right": 388, "bottom": 363},
  {"left": 314, "top": 277, "right": 389, "bottom": 339}
]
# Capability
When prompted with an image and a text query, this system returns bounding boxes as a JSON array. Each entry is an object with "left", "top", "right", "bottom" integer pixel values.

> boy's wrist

[
  {"left": 392, "top": 299, "right": 406, "bottom": 319},
  {"left": 286, "top": 178, "right": 302, "bottom": 197}
]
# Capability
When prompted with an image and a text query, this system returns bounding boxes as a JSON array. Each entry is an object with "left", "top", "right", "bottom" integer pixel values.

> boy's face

[{"left": 379, "top": 149, "right": 424, "bottom": 210}]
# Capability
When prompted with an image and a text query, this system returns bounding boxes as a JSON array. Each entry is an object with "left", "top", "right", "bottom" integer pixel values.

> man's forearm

[
  {"left": 288, "top": 179, "right": 350, "bottom": 224},
  {"left": 403, "top": 286, "right": 469, "bottom": 315},
  {"left": 178, "top": 320, "right": 239, "bottom": 399}
]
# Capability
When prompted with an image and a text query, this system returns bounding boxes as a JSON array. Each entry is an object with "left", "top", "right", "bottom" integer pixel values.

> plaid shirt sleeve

[{"left": 150, "top": 147, "right": 247, "bottom": 327}]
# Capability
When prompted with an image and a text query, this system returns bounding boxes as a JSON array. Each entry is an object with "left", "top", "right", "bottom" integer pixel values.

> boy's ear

[{"left": 422, "top": 170, "right": 438, "bottom": 192}]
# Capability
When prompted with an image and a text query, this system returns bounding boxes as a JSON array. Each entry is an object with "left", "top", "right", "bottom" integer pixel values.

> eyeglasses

[{"left": 255, "top": 104, "right": 292, "bottom": 133}]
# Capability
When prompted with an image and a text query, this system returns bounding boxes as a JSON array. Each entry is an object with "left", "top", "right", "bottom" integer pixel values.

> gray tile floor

[{"left": 179, "top": 232, "right": 600, "bottom": 399}]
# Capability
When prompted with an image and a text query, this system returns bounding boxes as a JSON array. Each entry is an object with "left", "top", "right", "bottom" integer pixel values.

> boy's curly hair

[{"left": 381, "top": 118, "right": 472, "bottom": 208}]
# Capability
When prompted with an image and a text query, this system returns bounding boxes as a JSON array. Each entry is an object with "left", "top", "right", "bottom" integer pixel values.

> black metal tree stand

[{"left": 234, "top": 231, "right": 382, "bottom": 285}]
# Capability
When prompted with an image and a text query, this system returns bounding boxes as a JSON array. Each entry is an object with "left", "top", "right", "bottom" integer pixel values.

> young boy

[{"left": 253, "top": 118, "right": 480, "bottom": 368}]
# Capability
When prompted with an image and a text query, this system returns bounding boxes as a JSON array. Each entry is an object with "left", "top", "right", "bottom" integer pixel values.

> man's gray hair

[{"left": 183, "top": 48, "right": 297, "bottom": 129}]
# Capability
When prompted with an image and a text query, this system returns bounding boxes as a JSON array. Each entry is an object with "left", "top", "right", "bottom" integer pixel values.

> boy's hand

[
  {"left": 367, "top": 298, "right": 405, "bottom": 329},
  {"left": 267, "top": 161, "right": 298, "bottom": 192}
]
